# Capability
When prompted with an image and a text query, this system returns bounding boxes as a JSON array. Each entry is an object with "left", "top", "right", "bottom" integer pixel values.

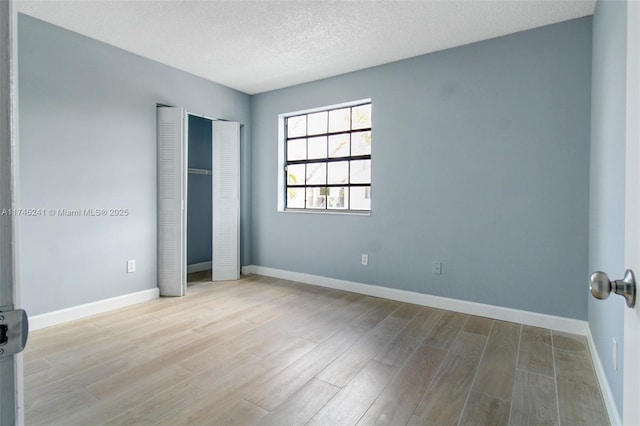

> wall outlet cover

[{"left": 127, "top": 260, "right": 136, "bottom": 273}]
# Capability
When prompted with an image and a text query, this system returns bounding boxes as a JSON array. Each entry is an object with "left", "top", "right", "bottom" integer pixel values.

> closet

[
  {"left": 186, "top": 115, "right": 213, "bottom": 278},
  {"left": 157, "top": 106, "right": 240, "bottom": 297}
]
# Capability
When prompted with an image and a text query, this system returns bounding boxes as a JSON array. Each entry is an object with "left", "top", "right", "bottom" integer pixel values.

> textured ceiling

[{"left": 16, "top": 0, "right": 596, "bottom": 94}]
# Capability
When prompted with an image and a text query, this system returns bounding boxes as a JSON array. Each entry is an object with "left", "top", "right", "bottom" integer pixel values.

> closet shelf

[{"left": 188, "top": 168, "right": 212, "bottom": 176}]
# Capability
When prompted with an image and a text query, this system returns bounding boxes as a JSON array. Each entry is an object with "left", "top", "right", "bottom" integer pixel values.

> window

[{"left": 282, "top": 101, "right": 372, "bottom": 212}]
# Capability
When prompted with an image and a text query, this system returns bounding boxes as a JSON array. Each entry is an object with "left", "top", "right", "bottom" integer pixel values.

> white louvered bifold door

[
  {"left": 157, "top": 107, "right": 187, "bottom": 296},
  {"left": 212, "top": 121, "right": 240, "bottom": 281}
]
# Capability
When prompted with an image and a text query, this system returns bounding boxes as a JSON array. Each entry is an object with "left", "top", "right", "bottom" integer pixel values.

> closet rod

[{"left": 188, "top": 167, "right": 212, "bottom": 176}]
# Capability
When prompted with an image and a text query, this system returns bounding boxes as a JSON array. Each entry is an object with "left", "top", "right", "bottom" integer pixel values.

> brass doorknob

[{"left": 590, "top": 269, "right": 636, "bottom": 308}]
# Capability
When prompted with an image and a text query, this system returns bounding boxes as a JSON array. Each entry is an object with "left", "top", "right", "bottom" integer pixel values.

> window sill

[{"left": 279, "top": 209, "right": 371, "bottom": 217}]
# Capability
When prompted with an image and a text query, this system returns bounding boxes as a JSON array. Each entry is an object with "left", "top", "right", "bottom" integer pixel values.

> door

[
  {"left": 0, "top": 1, "right": 22, "bottom": 424},
  {"left": 212, "top": 121, "right": 240, "bottom": 281},
  {"left": 623, "top": 1, "right": 640, "bottom": 423},
  {"left": 157, "top": 111, "right": 240, "bottom": 290},
  {"left": 157, "top": 107, "right": 188, "bottom": 296}
]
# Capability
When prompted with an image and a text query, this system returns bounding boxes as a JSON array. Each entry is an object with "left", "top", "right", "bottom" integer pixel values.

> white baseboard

[
  {"left": 586, "top": 330, "right": 622, "bottom": 426},
  {"left": 187, "top": 261, "right": 212, "bottom": 274},
  {"left": 242, "top": 265, "right": 588, "bottom": 335},
  {"left": 29, "top": 288, "right": 160, "bottom": 330}
]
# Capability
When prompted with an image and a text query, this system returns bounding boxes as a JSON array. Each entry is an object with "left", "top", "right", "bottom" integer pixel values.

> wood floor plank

[
  {"left": 554, "top": 348, "right": 609, "bottom": 426},
  {"left": 39, "top": 318, "right": 185, "bottom": 372},
  {"left": 302, "top": 296, "right": 398, "bottom": 343},
  {"left": 246, "top": 325, "right": 362, "bottom": 411},
  {"left": 553, "top": 331, "right": 590, "bottom": 355},
  {"left": 208, "top": 400, "right": 268, "bottom": 425},
  {"left": 38, "top": 318, "right": 250, "bottom": 402},
  {"left": 24, "top": 322, "right": 100, "bottom": 359},
  {"left": 25, "top": 324, "right": 194, "bottom": 406},
  {"left": 70, "top": 365, "right": 195, "bottom": 425},
  {"left": 25, "top": 388, "right": 98, "bottom": 426},
  {"left": 374, "top": 306, "right": 443, "bottom": 368},
  {"left": 243, "top": 290, "right": 316, "bottom": 324},
  {"left": 471, "top": 320, "right": 520, "bottom": 400},
  {"left": 86, "top": 364, "right": 192, "bottom": 401},
  {"left": 463, "top": 315, "right": 494, "bottom": 336},
  {"left": 556, "top": 376, "right": 610, "bottom": 426},
  {"left": 82, "top": 335, "right": 212, "bottom": 399},
  {"left": 23, "top": 358, "right": 52, "bottom": 377},
  {"left": 412, "top": 331, "right": 487, "bottom": 425},
  {"left": 423, "top": 311, "right": 468, "bottom": 349},
  {"left": 509, "top": 369, "right": 558, "bottom": 426},
  {"left": 518, "top": 325, "right": 554, "bottom": 377},
  {"left": 191, "top": 315, "right": 259, "bottom": 340},
  {"left": 257, "top": 378, "right": 340, "bottom": 425},
  {"left": 407, "top": 415, "right": 443, "bottom": 426},
  {"left": 308, "top": 360, "right": 397, "bottom": 425},
  {"left": 191, "top": 337, "right": 317, "bottom": 393},
  {"left": 252, "top": 289, "right": 347, "bottom": 338},
  {"left": 178, "top": 324, "right": 290, "bottom": 373},
  {"left": 154, "top": 358, "right": 276, "bottom": 425},
  {"left": 25, "top": 354, "right": 154, "bottom": 411},
  {"left": 315, "top": 313, "right": 407, "bottom": 387},
  {"left": 103, "top": 380, "right": 205, "bottom": 426},
  {"left": 348, "top": 298, "right": 403, "bottom": 334},
  {"left": 359, "top": 343, "right": 447, "bottom": 426},
  {"left": 106, "top": 337, "right": 312, "bottom": 424},
  {"left": 157, "top": 337, "right": 318, "bottom": 426},
  {"left": 390, "top": 302, "right": 423, "bottom": 320},
  {"left": 281, "top": 292, "right": 365, "bottom": 337},
  {"left": 155, "top": 396, "right": 239, "bottom": 426},
  {"left": 553, "top": 348, "right": 598, "bottom": 387},
  {"left": 458, "top": 391, "right": 510, "bottom": 426}
]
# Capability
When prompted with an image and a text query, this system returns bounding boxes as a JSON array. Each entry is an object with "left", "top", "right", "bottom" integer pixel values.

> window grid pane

[{"left": 285, "top": 102, "right": 371, "bottom": 211}]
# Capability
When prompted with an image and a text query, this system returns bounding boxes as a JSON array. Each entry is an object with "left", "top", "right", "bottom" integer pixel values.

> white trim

[
  {"left": 242, "top": 265, "right": 588, "bottom": 335},
  {"left": 278, "top": 209, "right": 370, "bottom": 217},
  {"left": 624, "top": 2, "right": 640, "bottom": 425},
  {"left": 29, "top": 288, "right": 159, "bottom": 330},
  {"left": 277, "top": 114, "right": 285, "bottom": 211},
  {"left": 281, "top": 98, "right": 372, "bottom": 117},
  {"left": 586, "top": 329, "right": 622, "bottom": 426},
  {"left": 187, "top": 261, "right": 212, "bottom": 274}
]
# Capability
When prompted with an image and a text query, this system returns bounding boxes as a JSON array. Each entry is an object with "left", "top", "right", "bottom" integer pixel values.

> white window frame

[{"left": 277, "top": 99, "right": 372, "bottom": 215}]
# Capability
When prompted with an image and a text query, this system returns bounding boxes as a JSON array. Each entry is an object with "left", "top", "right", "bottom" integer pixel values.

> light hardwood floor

[{"left": 24, "top": 274, "right": 609, "bottom": 425}]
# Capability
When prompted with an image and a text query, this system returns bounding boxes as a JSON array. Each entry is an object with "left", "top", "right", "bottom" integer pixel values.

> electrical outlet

[
  {"left": 127, "top": 259, "right": 136, "bottom": 273},
  {"left": 361, "top": 254, "right": 368, "bottom": 266},
  {"left": 432, "top": 261, "right": 442, "bottom": 275},
  {"left": 613, "top": 337, "right": 618, "bottom": 371}
]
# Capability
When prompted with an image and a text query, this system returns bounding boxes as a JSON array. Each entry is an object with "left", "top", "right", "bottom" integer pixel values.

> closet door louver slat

[
  {"left": 212, "top": 121, "right": 240, "bottom": 281},
  {"left": 157, "top": 107, "right": 187, "bottom": 296}
]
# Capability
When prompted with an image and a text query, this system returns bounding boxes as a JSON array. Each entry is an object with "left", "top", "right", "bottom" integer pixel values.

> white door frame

[
  {"left": 623, "top": 1, "right": 640, "bottom": 424},
  {"left": 0, "top": 0, "right": 24, "bottom": 424}
]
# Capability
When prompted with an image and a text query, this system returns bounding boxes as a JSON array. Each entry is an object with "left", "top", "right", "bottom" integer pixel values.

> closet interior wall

[{"left": 187, "top": 114, "right": 213, "bottom": 276}]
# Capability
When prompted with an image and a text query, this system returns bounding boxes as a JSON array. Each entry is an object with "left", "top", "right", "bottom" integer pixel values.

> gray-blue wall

[
  {"left": 187, "top": 115, "right": 213, "bottom": 266},
  {"left": 589, "top": 0, "right": 627, "bottom": 414},
  {"left": 18, "top": 15, "right": 251, "bottom": 315},
  {"left": 250, "top": 17, "right": 592, "bottom": 320}
]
